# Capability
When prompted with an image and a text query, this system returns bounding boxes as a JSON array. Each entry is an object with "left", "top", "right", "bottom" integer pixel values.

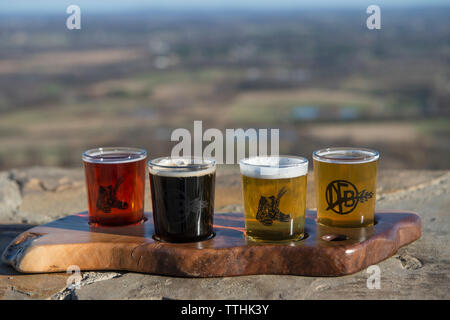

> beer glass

[
  {"left": 148, "top": 157, "right": 216, "bottom": 243},
  {"left": 313, "top": 147, "right": 379, "bottom": 228},
  {"left": 83, "top": 147, "right": 147, "bottom": 226},
  {"left": 239, "top": 156, "right": 308, "bottom": 242}
]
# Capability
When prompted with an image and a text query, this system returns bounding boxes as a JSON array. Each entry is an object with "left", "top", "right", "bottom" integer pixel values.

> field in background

[{"left": 0, "top": 9, "right": 449, "bottom": 170}]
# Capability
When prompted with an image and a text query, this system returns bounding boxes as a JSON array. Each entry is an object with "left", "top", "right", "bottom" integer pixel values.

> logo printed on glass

[
  {"left": 325, "top": 180, "right": 374, "bottom": 215},
  {"left": 97, "top": 177, "right": 128, "bottom": 213},
  {"left": 163, "top": 188, "right": 208, "bottom": 224},
  {"left": 256, "top": 187, "right": 291, "bottom": 226}
]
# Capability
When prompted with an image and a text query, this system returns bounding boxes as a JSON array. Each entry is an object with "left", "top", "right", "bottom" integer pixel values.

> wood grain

[{"left": 1, "top": 210, "right": 421, "bottom": 277}]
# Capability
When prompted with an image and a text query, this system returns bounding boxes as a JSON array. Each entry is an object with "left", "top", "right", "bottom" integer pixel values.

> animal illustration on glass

[
  {"left": 96, "top": 177, "right": 128, "bottom": 213},
  {"left": 256, "top": 186, "right": 291, "bottom": 226}
]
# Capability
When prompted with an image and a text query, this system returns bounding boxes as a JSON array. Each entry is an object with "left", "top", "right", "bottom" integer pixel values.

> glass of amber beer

[
  {"left": 313, "top": 147, "right": 379, "bottom": 228},
  {"left": 83, "top": 147, "right": 147, "bottom": 226},
  {"left": 239, "top": 156, "right": 308, "bottom": 242}
]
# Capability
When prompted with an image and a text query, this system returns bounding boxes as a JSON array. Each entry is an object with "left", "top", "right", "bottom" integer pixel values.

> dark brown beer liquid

[
  {"left": 149, "top": 169, "right": 215, "bottom": 243},
  {"left": 84, "top": 152, "right": 146, "bottom": 226}
]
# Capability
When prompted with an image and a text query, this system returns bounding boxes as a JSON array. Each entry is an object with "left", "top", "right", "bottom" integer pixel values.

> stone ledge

[{"left": 0, "top": 167, "right": 449, "bottom": 299}]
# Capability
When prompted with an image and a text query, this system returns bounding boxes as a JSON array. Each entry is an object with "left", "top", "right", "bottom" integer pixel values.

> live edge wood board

[{"left": 2, "top": 210, "right": 421, "bottom": 277}]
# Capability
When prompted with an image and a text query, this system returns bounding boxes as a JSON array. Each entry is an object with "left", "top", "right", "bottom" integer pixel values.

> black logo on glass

[
  {"left": 165, "top": 189, "right": 208, "bottom": 224},
  {"left": 97, "top": 177, "right": 128, "bottom": 213},
  {"left": 325, "top": 180, "right": 373, "bottom": 215},
  {"left": 256, "top": 187, "right": 291, "bottom": 226}
]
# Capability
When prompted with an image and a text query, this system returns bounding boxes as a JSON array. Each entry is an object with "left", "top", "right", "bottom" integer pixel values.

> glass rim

[
  {"left": 82, "top": 147, "right": 147, "bottom": 164},
  {"left": 239, "top": 155, "right": 308, "bottom": 179},
  {"left": 239, "top": 155, "right": 308, "bottom": 168},
  {"left": 312, "top": 147, "right": 379, "bottom": 164},
  {"left": 148, "top": 156, "right": 216, "bottom": 171}
]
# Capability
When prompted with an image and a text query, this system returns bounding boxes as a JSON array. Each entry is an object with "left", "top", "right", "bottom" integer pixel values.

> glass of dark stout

[
  {"left": 148, "top": 157, "right": 216, "bottom": 243},
  {"left": 82, "top": 147, "right": 147, "bottom": 226}
]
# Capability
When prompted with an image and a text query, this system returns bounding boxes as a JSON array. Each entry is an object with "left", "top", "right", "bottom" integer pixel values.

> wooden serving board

[{"left": 2, "top": 210, "right": 421, "bottom": 277}]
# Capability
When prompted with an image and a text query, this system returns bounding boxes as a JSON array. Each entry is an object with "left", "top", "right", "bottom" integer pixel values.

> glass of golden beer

[
  {"left": 313, "top": 147, "right": 379, "bottom": 228},
  {"left": 239, "top": 156, "right": 308, "bottom": 242}
]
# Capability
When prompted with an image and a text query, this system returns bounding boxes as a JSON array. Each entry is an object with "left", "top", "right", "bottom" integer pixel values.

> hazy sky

[{"left": 1, "top": 0, "right": 449, "bottom": 14}]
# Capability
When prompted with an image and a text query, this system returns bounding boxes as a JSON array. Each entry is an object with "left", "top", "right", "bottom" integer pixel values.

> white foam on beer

[
  {"left": 239, "top": 156, "right": 308, "bottom": 180},
  {"left": 149, "top": 157, "right": 216, "bottom": 177},
  {"left": 313, "top": 148, "right": 379, "bottom": 164}
]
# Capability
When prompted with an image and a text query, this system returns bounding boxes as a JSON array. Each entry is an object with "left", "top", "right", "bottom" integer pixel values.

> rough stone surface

[
  {"left": 0, "top": 166, "right": 449, "bottom": 300},
  {"left": 0, "top": 173, "right": 21, "bottom": 218}
]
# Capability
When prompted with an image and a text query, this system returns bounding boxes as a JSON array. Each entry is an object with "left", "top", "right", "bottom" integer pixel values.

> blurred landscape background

[{"left": 0, "top": 0, "right": 449, "bottom": 170}]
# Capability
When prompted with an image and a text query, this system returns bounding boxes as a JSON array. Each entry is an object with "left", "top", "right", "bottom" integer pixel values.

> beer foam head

[
  {"left": 239, "top": 156, "right": 308, "bottom": 179},
  {"left": 148, "top": 157, "right": 216, "bottom": 177},
  {"left": 82, "top": 147, "right": 147, "bottom": 164},
  {"left": 313, "top": 147, "right": 379, "bottom": 164}
]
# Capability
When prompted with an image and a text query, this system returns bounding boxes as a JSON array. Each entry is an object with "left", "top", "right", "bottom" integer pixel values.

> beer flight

[{"left": 82, "top": 147, "right": 379, "bottom": 243}]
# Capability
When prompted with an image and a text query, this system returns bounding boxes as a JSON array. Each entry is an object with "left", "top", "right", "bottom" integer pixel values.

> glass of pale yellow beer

[
  {"left": 239, "top": 156, "right": 308, "bottom": 242},
  {"left": 313, "top": 147, "right": 379, "bottom": 228}
]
